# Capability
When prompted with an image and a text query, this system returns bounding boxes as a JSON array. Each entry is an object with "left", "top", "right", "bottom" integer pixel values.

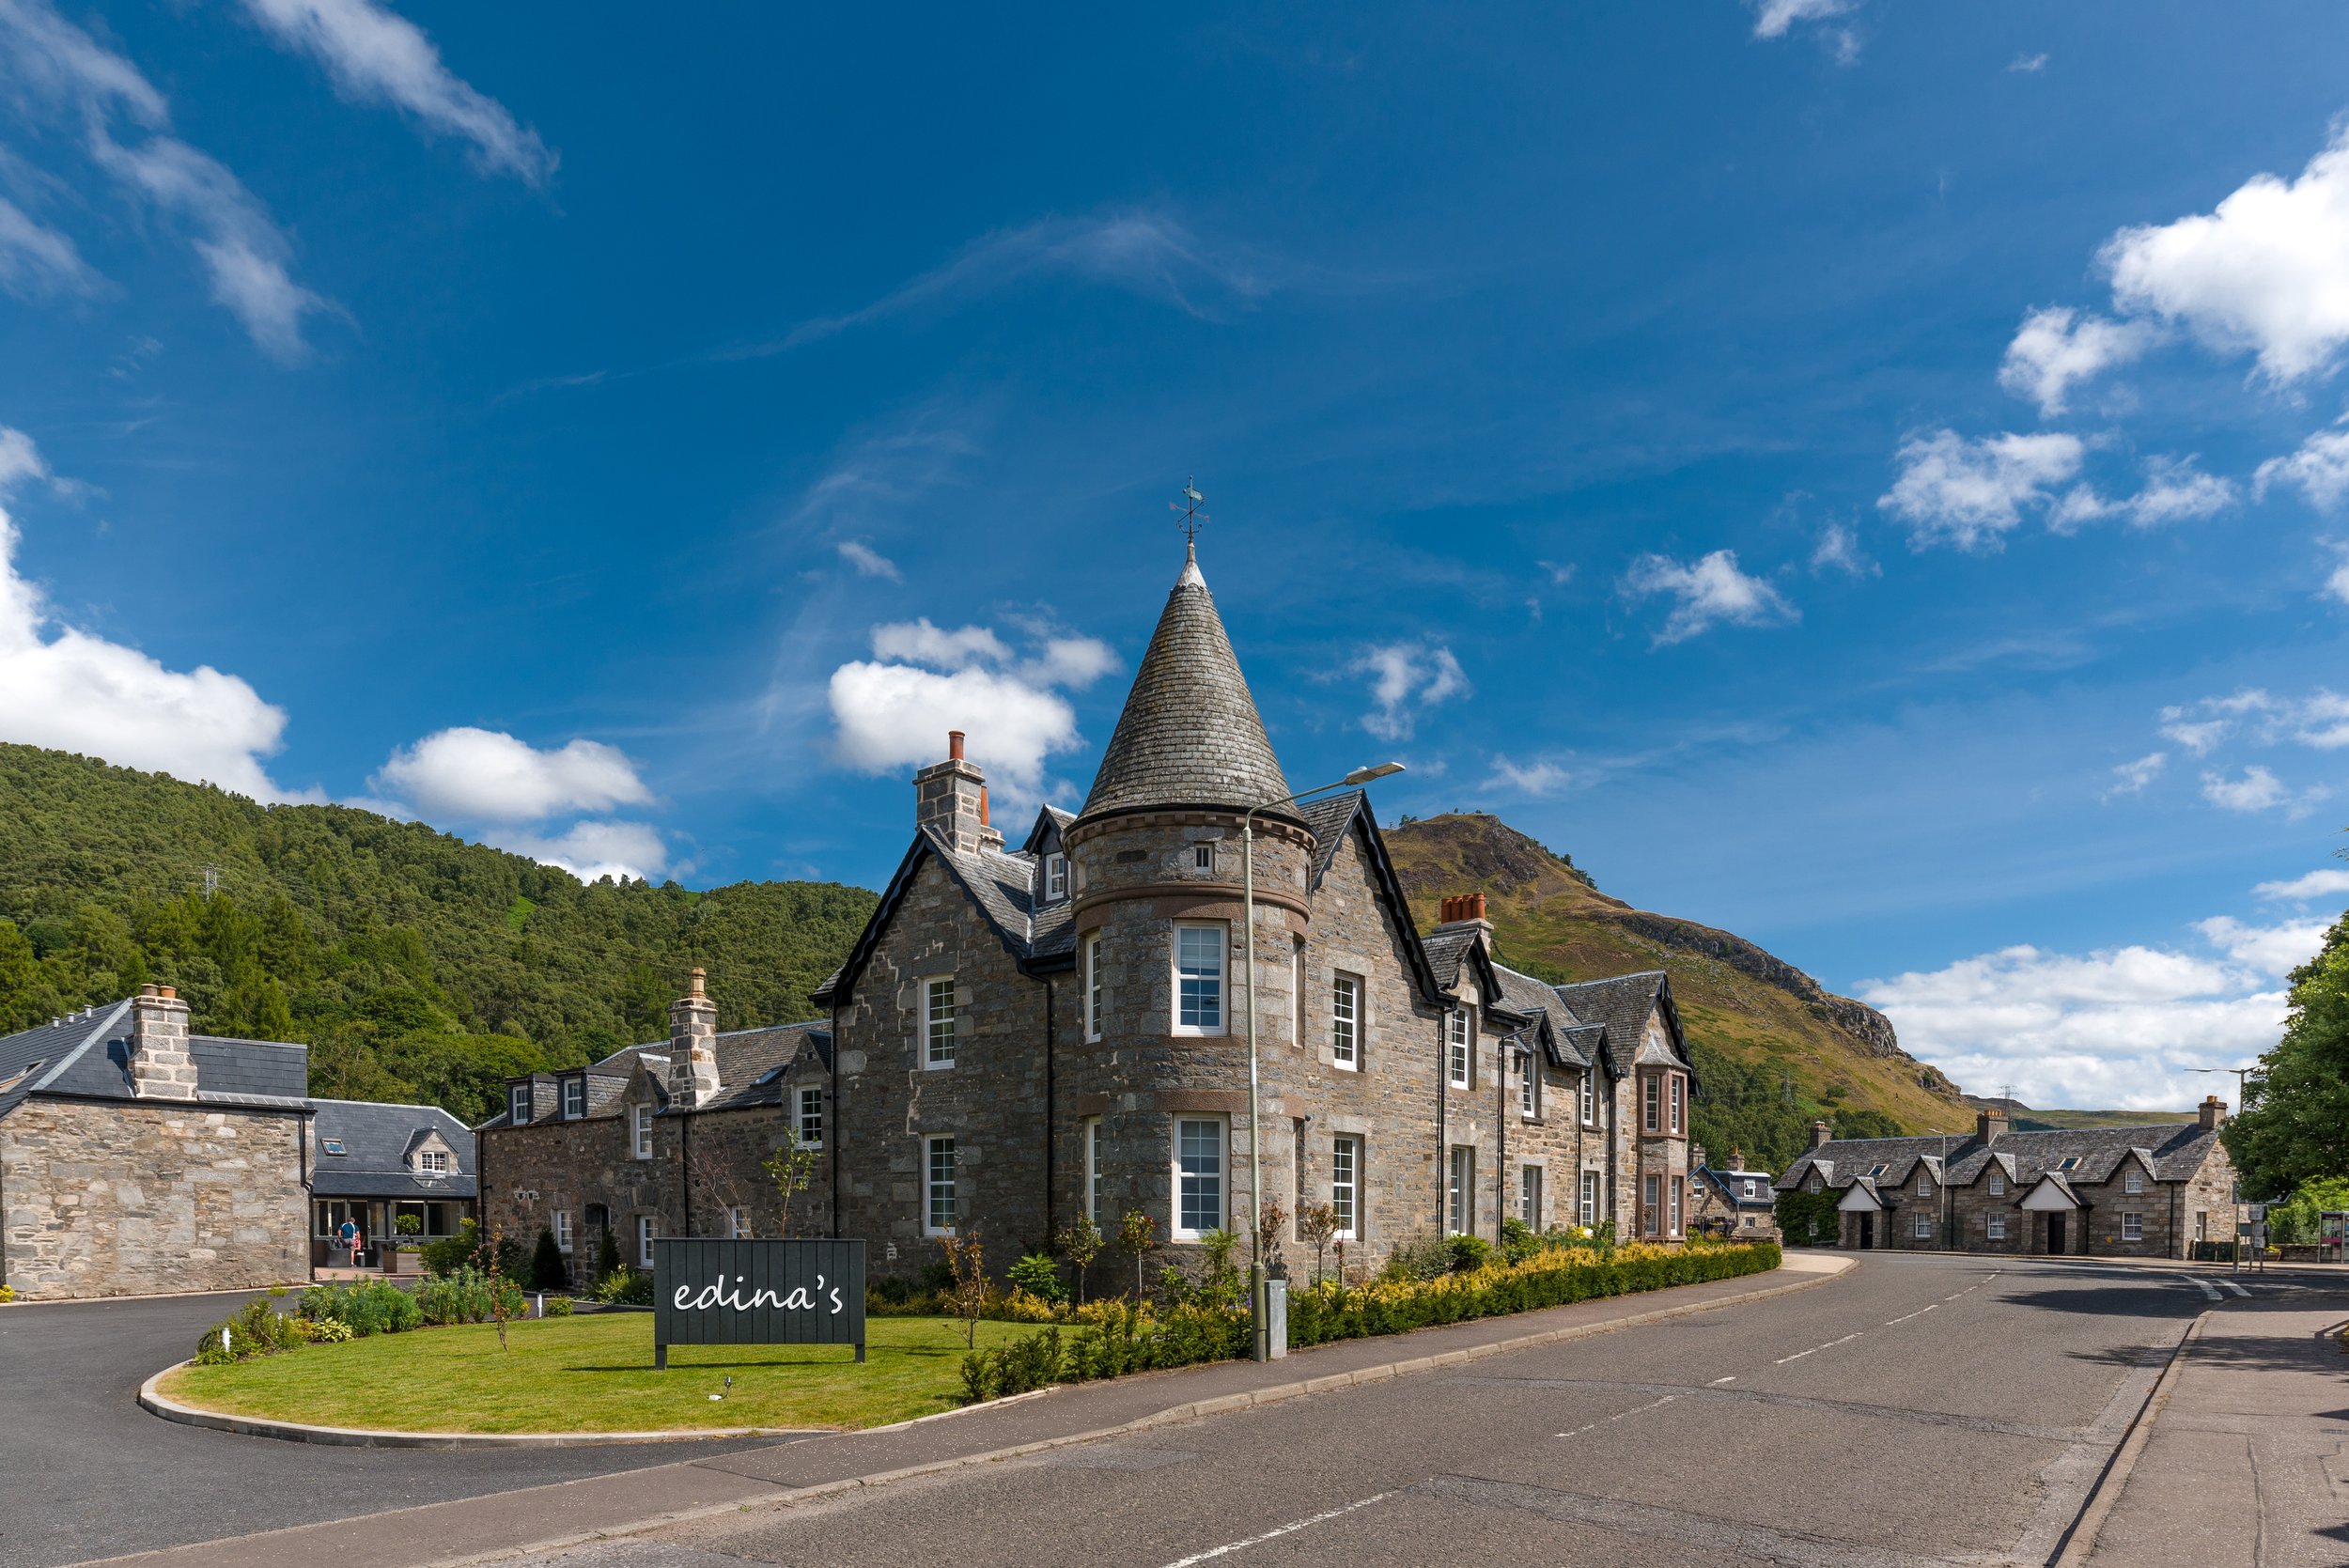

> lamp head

[{"left": 1342, "top": 761, "right": 1407, "bottom": 785}]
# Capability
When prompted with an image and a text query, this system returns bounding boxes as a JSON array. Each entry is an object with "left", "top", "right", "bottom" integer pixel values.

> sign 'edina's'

[{"left": 650, "top": 1237, "right": 866, "bottom": 1369}]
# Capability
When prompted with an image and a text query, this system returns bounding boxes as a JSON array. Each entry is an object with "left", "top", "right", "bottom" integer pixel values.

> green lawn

[{"left": 162, "top": 1313, "right": 1031, "bottom": 1434}]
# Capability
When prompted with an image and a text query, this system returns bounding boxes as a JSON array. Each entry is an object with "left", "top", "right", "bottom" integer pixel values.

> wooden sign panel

[{"left": 651, "top": 1236, "right": 865, "bottom": 1368}]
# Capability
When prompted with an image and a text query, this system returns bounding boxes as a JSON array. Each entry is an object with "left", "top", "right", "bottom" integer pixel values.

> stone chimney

[
  {"left": 128, "top": 984, "right": 198, "bottom": 1100},
  {"left": 1976, "top": 1106, "right": 2009, "bottom": 1144},
  {"left": 914, "top": 731, "right": 1002, "bottom": 855},
  {"left": 1810, "top": 1119, "right": 1832, "bottom": 1149},
  {"left": 2198, "top": 1094, "right": 2227, "bottom": 1131},
  {"left": 667, "top": 968, "right": 721, "bottom": 1110},
  {"left": 1437, "top": 893, "right": 1492, "bottom": 929}
]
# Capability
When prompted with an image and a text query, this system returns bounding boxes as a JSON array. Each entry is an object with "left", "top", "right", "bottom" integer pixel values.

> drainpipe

[
  {"left": 1435, "top": 1009, "right": 1449, "bottom": 1236},
  {"left": 1042, "top": 973, "right": 1056, "bottom": 1244},
  {"left": 829, "top": 1002, "right": 842, "bottom": 1240},
  {"left": 679, "top": 1109, "right": 692, "bottom": 1238}
]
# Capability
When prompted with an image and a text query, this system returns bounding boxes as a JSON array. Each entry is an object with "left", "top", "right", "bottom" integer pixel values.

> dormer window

[
  {"left": 319, "top": 1138, "right": 347, "bottom": 1157},
  {"left": 509, "top": 1085, "right": 531, "bottom": 1125},
  {"left": 562, "top": 1078, "right": 585, "bottom": 1119},
  {"left": 1044, "top": 853, "right": 1068, "bottom": 901},
  {"left": 417, "top": 1149, "right": 450, "bottom": 1173}
]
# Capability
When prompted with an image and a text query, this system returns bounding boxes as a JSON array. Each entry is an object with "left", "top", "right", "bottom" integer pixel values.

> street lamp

[
  {"left": 2188, "top": 1064, "right": 2263, "bottom": 1271},
  {"left": 1242, "top": 760, "right": 1405, "bottom": 1361}
]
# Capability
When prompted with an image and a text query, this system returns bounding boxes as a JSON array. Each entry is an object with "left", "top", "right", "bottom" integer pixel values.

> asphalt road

[
  {"left": 509, "top": 1254, "right": 2335, "bottom": 1568},
  {"left": 0, "top": 1292, "right": 768, "bottom": 1568}
]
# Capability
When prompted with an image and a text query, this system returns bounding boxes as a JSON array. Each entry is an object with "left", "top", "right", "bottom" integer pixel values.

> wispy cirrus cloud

[
  {"left": 0, "top": 192, "right": 98, "bottom": 299},
  {"left": 235, "top": 0, "right": 555, "bottom": 185},
  {"left": 1355, "top": 641, "right": 1468, "bottom": 741}
]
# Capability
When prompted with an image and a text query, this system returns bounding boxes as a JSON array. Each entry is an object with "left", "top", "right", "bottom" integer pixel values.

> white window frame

[
  {"left": 1642, "top": 1173, "right": 1661, "bottom": 1235},
  {"left": 1084, "top": 934, "right": 1104, "bottom": 1042},
  {"left": 1192, "top": 842, "right": 1214, "bottom": 873},
  {"left": 1643, "top": 1074, "right": 1661, "bottom": 1133},
  {"left": 1448, "top": 1145, "right": 1474, "bottom": 1234},
  {"left": 1045, "top": 852, "right": 1068, "bottom": 901},
  {"left": 2122, "top": 1211, "right": 2143, "bottom": 1242},
  {"left": 1174, "top": 1116, "right": 1227, "bottom": 1239},
  {"left": 1173, "top": 924, "right": 1226, "bottom": 1036},
  {"left": 925, "top": 1135, "right": 957, "bottom": 1235},
  {"left": 1579, "top": 1170, "right": 1598, "bottom": 1227},
  {"left": 630, "top": 1103, "right": 652, "bottom": 1159},
  {"left": 1330, "top": 1134, "right": 1361, "bottom": 1240},
  {"left": 1579, "top": 1070, "right": 1595, "bottom": 1126},
  {"left": 924, "top": 977, "right": 958, "bottom": 1068},
  {"left": 417, "top": 1149, "right": 449, "bottom": 1173},
  {"left": 509, "top": 1084, "right": 531, "bottom": 1125},
  {"left": 554, "top": 1210, "right": 573, "bottom": 1252},
  {"left": 1331, "top": 973, "right": 1361, "bottom": 1069},
  {"left": 1741, "top": 1178, "right": 1757, "bottom": 1199},
  {"left": 1988, "top": 1169, "right": 2005, "bottom": 1197},
  {"left": 728, "top": 1205, "right": 748, "bottom": 1239},
  {"left": 1291, "top": 941, "right": 1304, "bottom": 1047},
  {"left": 1918, "top": 1171, "right": 1935, "bottom": 1198},
  {"left": 1669, "top": 1073, "right": 1684, "bottom": 1135},
  {"left": 797, "top": 1086, "right": 823, "bottom": 1148},
  {"left": 636, "top": 1215, "right": 655, "bottom": 1267},
  {"left": 1519, "top": 1165, "right": 1542, "bottom": 1229},
  {"left": 1084, "top": 1116, "right": 1103, "bottom": 1224},
  {"left": 1807, "top": 1172, "right": 1823, "bottom": 1194},
  {"left": 562, "top": 1078, "right": 584, "bottom": 1119},
  {"left": 1520, "top": 1053, "right": 1538, "bottom": 1119},
  {"left": 2123, "top": 1166, "right": 2143, "bottom": 1195},
  {"left": 1987, "top": 1212, "right": 2007, "bottom": 1241},
  {"left": 1914, "top": 1212, "right": 1932, "bottom": 1240},
  {"left": 1447, "top": 1009, "right": 1471, "bottom": 1090},
  {"left": 1670, "top": 1175, "right": 1684, "bottom": 1237}
]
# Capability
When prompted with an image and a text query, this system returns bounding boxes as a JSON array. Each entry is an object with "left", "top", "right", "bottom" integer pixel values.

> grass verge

[{"left": 160, "top": 1312, "right": 1032, "bottom": 1434}]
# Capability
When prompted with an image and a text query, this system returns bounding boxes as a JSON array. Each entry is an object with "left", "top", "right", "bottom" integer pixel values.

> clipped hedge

[{"left": 1286, "top": 1239, "right": 1781, "bottom": 1348}]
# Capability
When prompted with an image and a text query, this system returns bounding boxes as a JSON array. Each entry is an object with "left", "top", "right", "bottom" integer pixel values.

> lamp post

[
  {"left": 2188, "top": 1064, "right": 2262, "bottom": 1272},
  {"left": 1242, "top": 760, "right": 1405, "bottom": 1361}
]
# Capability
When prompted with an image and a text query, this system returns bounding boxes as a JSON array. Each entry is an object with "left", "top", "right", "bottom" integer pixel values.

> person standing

[{"left": 336, "top": 1214, "right": 359, "bottom": 1267}]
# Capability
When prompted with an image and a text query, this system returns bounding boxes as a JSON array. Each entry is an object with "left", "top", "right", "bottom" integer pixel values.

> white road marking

[
  {"left": 1157, "top": 1490, "right": 1399, "bottom": 1567},
  {"left": 1884, "top": 1303, "right": 1938, "bottom": 1326},
  {"left": 2219, "top": 1278, "right": 2250, "bottom": 1297},
  {"left": 1775, "top": 1331, "right": 1862, "bottom": 1364},
  {"left": 1710, "top": 1375, "right": 1736, "bottom": 1385},
  {"left": 1943, "top": 1269, "right": 2001, "bottom": 1302},
  {"left": 2185, "top": 1276, "right": 2222, "bottom": 1301},
  {"left": 1555, "top": 1393, "right": 1677, "bottom": 1439}
]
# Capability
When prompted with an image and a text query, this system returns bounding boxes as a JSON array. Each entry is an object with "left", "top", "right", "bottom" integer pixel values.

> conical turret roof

[{"left": 1078, "top": 544, "right": 1298, "bottom": 822}]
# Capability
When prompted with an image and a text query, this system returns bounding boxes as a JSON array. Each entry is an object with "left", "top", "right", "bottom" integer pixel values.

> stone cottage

[
  {"left": 1775, "top": 1102, "right": 2236, "bottom": 1259},
  {"left": 1690, "top": 1145, "right": 1781, "bottom": 1241},
  {"left": 307, "top": 1098, "right": 478, "bottom": 1267},
  {"left": 480, "top": 543, "right": 1707, "bottom": 1279}
]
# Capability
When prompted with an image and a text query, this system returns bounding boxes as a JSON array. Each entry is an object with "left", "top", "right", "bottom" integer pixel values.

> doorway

[
  {"left": 1857, "top": 1212, "right": 1875, "bottom": 1250},
  {"left": 2046, "top": 1213, "right": 2066, "bottom": 1254}
]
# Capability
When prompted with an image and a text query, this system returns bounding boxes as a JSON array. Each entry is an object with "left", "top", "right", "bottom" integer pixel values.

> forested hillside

[
  {"left": 0, "top": 745, "right": 876, "bottom": 1123},
  {"left": 1384, "top": 813, "right": 1971, "bottom": 1172}
]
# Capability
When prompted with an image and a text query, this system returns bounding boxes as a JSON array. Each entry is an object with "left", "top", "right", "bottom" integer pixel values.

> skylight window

[
  {"left": 1867, "top": 1163, "right": 1887, "bottom": 1178},
  {"left": 320, "top": 1138, "right": 348, "bottom": 1156},
  {"left": 2057, "top": 1157, "right": 2079, "bottom": 1172}
]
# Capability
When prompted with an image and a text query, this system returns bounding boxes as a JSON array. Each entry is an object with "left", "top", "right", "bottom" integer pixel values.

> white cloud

[
  {"left": 374, "top": 727, "right": 654, "bottom": 822},
  {"left": 1877, "top": 428, "right": 2084, "bottom": 551},
  {"left": 236, "top": 0, "right": 554, "bottom": 185},
  {"left": 2104, "top": 751, "right": 2166, "bottom": 798},
  {"left": 1809, "top": 520, "right": 1876, "bottom": 577},
  {"left": 1858, "top": 932, "right": 2296, "bottom": 1111},
  {"left": 2101, "top": 123, "right": 2349, "bottom": 382},
  {"left": 2326, "top": 541, "right": 2349, "bottom": 607},
  {"left": 1620, "top": 549, "right": 1797, "bottom": 644},
  {"left": 1749, "top": 0, "right": 1860, "bottom": 59},
  {"left": 2008, "top": 52, "right": 2048, "bottom": 73},
  {"left": 2158, "top": 687, "right": 2349, "bottom": 754},
  {"left": 1486, "top": 756, "right": 1570, "bottom": 796},
  {"left": 826, "top": 618, "right": 1115, "bottom": 805},
  {"left": 1355, "top": 642, "right": 1469, "bottom": 741},
  {"left": 836, "top": 540, "right": 900, "bottom": 581},
  {"left": 0, "top": 428, "right": 295, "bottom": 800},
  {"left": 2253, "top": 422, "right": 2349, "bottom": 510},
  {"left": 0, "top": 0, "right": 333, "bottom": 359},
  {"left": 786, "top": 210, "right": 1281, "bottom": 347},
  {"left": 2253, "top": 867, "right": 2349, "bottom": 902},
  {"left": 2195, "top": 914, "right": 2331, "bottom": 975},
  {"left": 1538, "top": 560, "right": 1576, "bottom": 586},
  {"left": 0, "top": 193, "right": 98, "bottom": 298},
  {"left": 2048, "top": 457, "right": 2237, "bottom": 533},
  {"left": 1998, "top": 307, "right": 2154, "bottom": 416},
  {"left": 491, "top": 819, "right": 666, "bottom": 884},
  {"left": 2200, "top": 764, "right": 2326, "bottom": 817}
]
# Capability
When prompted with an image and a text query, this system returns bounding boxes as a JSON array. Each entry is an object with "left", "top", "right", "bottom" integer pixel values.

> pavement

[
  {"left": 2084, "top": 1296, "right": 2349, "bottom": 1566},
  {"left": 0, "top": 1290, "right": 767, "bottom": 1568}
]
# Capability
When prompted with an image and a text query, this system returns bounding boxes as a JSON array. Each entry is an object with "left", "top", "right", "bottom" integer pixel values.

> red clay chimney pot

[{"left": 948, "top": 730, "right": 965, "bottom": 762}]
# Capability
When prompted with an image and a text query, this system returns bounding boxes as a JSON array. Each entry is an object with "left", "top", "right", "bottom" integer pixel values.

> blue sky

[{"left": 2, "top": 1, "right": 2346, "bottom": 1110}]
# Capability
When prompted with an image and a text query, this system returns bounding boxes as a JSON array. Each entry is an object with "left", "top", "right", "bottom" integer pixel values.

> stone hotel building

[{"left": 483, "top": 545, "right": 1714, "bottom": 1281}]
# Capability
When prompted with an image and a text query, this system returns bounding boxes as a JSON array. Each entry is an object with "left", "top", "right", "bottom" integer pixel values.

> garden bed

[{"left": 160, "top": 1313, "right": 1034, "bottom": 1435}]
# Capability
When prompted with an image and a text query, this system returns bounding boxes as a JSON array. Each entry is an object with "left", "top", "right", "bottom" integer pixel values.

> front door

[
  {"left": 1857, "top": 1212, "right": 1875, "bottom": 1250},
  {"left": 2047, "top": 1213, "right": 2066, "bottom": 1254}
]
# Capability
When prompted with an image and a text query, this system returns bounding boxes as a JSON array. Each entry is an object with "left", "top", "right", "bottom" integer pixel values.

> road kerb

[{"left": 2049, "top": 1308, "right": 2210, "bottom": 1568}]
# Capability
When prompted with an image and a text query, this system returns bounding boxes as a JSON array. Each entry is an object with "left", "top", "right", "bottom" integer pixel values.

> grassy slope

[
  {"left": 163, "top": 1313, "right": 1030, "bottom": 1433},
  {"left": 1383, "top": 813, "right": 1970, "bottom": 1138}
]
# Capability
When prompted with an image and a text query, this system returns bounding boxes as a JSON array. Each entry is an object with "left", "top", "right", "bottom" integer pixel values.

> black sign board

[{"left": 651, "top": 1237, "right": 865, "bottom": 1369}]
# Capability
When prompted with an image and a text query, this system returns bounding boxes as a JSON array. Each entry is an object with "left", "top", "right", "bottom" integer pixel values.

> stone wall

[{"left": 0, "top": 1098, "right": 307, "bottom": 1299}]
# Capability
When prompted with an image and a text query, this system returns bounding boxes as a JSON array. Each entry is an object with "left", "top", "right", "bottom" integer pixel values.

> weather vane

[{"left": 1170, "top": 475, "right": 1208, "bottom": 546}]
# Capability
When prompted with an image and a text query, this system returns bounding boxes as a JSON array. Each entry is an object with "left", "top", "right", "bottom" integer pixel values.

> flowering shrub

[
  {"left": 300, "top": 1278, "right": 423, "bottom": 1337},
  {"left": 416, "top": 1265, "right": 527, "bottom": 1326},
  {"left": 590, "top": 1265, "right": 654, "bottom": 1306},
  {"left": 1289, "top": 1239, "right": 1780, "bottom": 1347}
]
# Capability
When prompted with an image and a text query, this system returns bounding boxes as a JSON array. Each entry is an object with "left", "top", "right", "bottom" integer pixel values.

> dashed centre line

[
  {"left": 1775, "top": 1331, "right": 1863, "bottom": 1364},
  {"left": 1884, "top": 1303, "right": 1938, "bottom": 1326},
  {"left": 1555, "top": 1393, "right": 1676, "bottom": 1439},
  {"left": 1710, "top": 1374, "right": 1737, "bottom": 1385},
  {"left": 1157, "top": 1489, "right": 1399, "bottom": 1567}
]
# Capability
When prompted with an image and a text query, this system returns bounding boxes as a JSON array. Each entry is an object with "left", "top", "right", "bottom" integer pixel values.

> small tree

[
  {"left": 1055, "top": 1217, "right": 1103, "bottom": 1306},
  {"left": 1297, "top": 1203, "right": 1339, "bottom": 1285},
  {"left": 531, "top": 1227, "right": 568, "bottom": 1291},
  {"left": 593, "top": 1225, "right": 620, "bottom": 1284},
  {"left": 1256, "top": 1198, "right": 1288, "bottom": 1281},
  {"left": 1117, "top": 1208, "right": 1157, "bottom": 1300},
  {"left": 486, "top": 1228, "right": 514, "bottom": 1351},
  {"left": 763, "top": 1144, "right": 820, "bottom": 1238},
  {"left": 940, "top": 1227, "right": 987, "bottom": 1348}
]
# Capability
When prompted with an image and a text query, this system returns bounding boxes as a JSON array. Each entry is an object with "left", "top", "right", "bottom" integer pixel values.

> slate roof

[
  {"left": 0, "top": 998, "right": 309, "bottom": 1117},
  {"left": 310, "top": 1099, "right": 478, "bottom": 1198},
  {"left": 814, "top": 825, "right": 1081, "bottom": 1008},
  {"left": 1078, "top": 545, "right": 1298, "bottom": 824},
  {"left": 1696, "top": 1164, "right": 1778, "bottom": 1208},
  {"left": 1489, "top": 961, "right": 1595, "bottom": 1070},
  {"left": 1777, "top": 1122, "right": 2222, "bottom": 1194},
  {"left": 1421, "top": 925, "right": 1480, "bottom": 993},
  {"left": 476, "top": 1022, "right": 832, "bottom": 1129},
  {"left": 1551, "top": 971, "right": 1678, "bottom": 1079}
]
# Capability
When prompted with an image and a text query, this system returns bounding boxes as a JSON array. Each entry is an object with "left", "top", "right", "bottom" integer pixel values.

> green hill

[
  {"left": 1383, "top": 812, "right": 1972, "bottom": 1172},
  {"left": 0, "top": 744, "right": 876, "bottom": 1123}
]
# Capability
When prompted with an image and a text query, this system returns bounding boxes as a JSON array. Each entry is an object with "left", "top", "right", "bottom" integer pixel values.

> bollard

[{"left": 1262, "top": 1278, "right": 1287, "bottom": 1359}]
